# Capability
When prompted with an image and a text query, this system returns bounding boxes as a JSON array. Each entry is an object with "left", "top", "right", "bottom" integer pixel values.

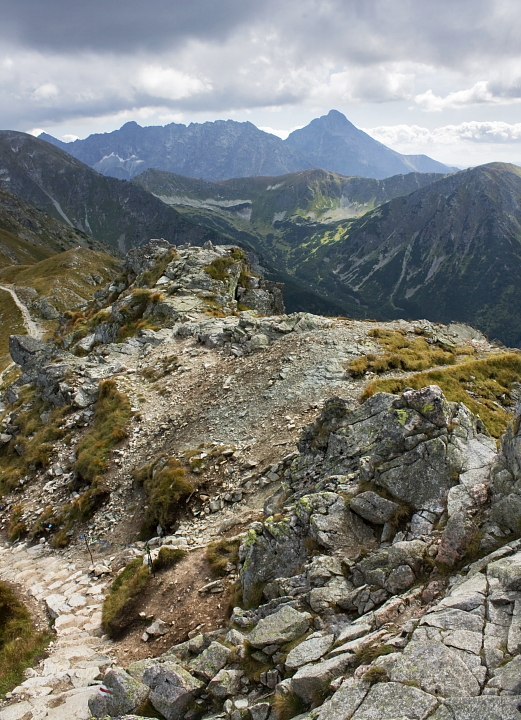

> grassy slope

[
  {"left": 0, "top": 227, "right": 54, "bottom": 269},
  {"left": 0, "top": 132, "right": 224, "bottom": 253},
  {"left": 0, "top": 289, "right": 25, "bottom": 373},
  {"left": 0, "top": 247, "right": 119, "bottom": 315}
]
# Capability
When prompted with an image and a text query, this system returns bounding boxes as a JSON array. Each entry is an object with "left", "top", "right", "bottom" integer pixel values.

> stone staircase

[{"left": 0, "top": 542, "right": 115, "bottom": 720}]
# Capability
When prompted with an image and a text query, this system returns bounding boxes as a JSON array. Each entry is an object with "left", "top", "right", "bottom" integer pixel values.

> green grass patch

[
  {"left": 349, "top": 327, "right": 470, "bottom": 377},
  {"left": 0, "top": 289, "right": 25, "bottom": 374},
  {"left": 355, "top": 642, "right": 396, "bottom": 666},
  {"left": 0, "top": 582, "right": 51, "bottom": 696},
  {"left": 74, "top": 379, "right": 132, "bottom": 482},
  {"left": 7, "top": 504, "right": 27, "bottom": 542},
  {"left": 101, "top": 557, "right": 151, "bottom": 637},
  {"left": 134, "top": 455, "right": 194, "bottom": 539},
  {"left": 361, "top": 352, "right": 521, "bottom": 438},
  {"left": 203, "top": 256, "right": 238, "bottom": 282},
  {"left": 272, "top": 689, "right": 308, "bottom": 720},
  {"left": 241, "top": 640, "right": 274, "bottom": 682},
  {"left": 206, "top": 537, "right": 240, "bottom": 576},
  {"left": 152, "top": 546, "right": 187, "bottom": 572}
]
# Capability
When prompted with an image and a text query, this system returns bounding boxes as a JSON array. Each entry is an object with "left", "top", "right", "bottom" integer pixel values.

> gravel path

[{"left": 0, "top": 284, "right": 43, "bottom": 340}]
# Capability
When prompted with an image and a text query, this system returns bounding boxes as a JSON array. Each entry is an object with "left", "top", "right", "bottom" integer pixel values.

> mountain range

[
  {"left": 40, "top": 109, "right": 456, "bottom": 181},
  {"left": 1, "top": 126, "right": 521, "bottom": 345}
]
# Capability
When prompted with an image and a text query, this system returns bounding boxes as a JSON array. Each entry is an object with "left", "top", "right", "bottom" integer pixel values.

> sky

[{"left": 2, "top": 0, "right": 521, "bottom": 168}]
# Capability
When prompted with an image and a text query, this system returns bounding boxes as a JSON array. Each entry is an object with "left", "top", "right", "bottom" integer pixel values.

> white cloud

[
  {"left": 364, "top": 121, "right": 521, "bottom": 167},
  {"left": 259, "top": 125, "right": 303, "bottom": 139},
  {"left": 365, "top": 121, "right": 521, "bottom": 147},
  {"left": 415, "top": 81, "right": 521, "bottom": 111},
  {"left": 62, "top": 133, "right": 78, "bottom": 141},
  {"left": 31, "top": 82, "right": 58, "bottom": 101},
  {"left": 136, "top": 66, "right": 211, "bottom": 101}
]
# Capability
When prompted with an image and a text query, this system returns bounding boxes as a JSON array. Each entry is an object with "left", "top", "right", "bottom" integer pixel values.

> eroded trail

[{"left": 0, "top": 284, "right": 43, "bottom": 340}]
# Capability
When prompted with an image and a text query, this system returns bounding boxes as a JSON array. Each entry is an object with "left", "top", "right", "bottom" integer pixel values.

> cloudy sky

[{"left": 2, "top": 0, "right": 521, "bottom": 167}]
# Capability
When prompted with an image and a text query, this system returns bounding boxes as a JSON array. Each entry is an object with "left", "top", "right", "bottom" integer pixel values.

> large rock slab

[
  {"left": 313, "top": 678, "right": 369, "bottom": 720},
  {"left": 441, "top": 697, "right": 521, "bottom": 720},
  {"left": 291, "top": 653, "right": 353, "bottom": 703},
  {"left": 351, "top": 681, "right": 438, "bottom": 719},
  {"left": 486, "top": 654, "right": 521, "bottom": 693},
  {"left": 207, "top": 668, "right": 243, "bottom": 698},
  {"left": 248, "top": 606, "right": 311, "bottom": 648},
  {"left": 389, "top": 639, "right": 481, "bottom": 697},
  {"left": 285, "top": 634, "right": 334, "bottom": 669},
  {"left": 189, "top": 641, "right": 231, "bottom": 681},
  {"left": 488, "top": 552, "right": 521, "bottom": 590},
  {"left": 294, "top": 386, "right": 489, "bottom": 514},
  {"left": 349, "top": 491, "right": 399, "bottom": 524}
]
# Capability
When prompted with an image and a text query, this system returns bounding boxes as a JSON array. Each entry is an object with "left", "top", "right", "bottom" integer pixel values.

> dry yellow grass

[{"left": 362, "top": 352, "right": 521, "bottom": 437}]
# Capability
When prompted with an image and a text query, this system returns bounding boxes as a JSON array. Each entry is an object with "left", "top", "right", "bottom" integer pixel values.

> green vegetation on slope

[
  {"left": 0, "top": 188, "right": 102, "bottom": 265},
  {"left": 75, "top": 379, "right": 132, "bottom": 482},
  {"left": 0, "top": 582, "right": 50, "bottom": 696},
  {"left": 0, "top": 289, "right": 25, "bottom": 373},
  {"left": 0, "top": 247, "right": 119, "bottom": 317},
  {"left": 362, "top": 353, "right": 521, "bottom": 438},
  {"left": 133, "top": 455, "right": 194, "bottom": 539},
  {"left": 101, "top": 558, "right": 151, "bottom": 637},
  {"left": 0, "top": 388, "right": 69, "bottom": 496},
  {"left": 349, "top": 327, "right": 474, "bottom": 376}
]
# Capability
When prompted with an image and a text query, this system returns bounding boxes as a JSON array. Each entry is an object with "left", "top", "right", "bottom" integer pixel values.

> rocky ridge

[{"left": 0, "top": 241, "right": 520, "bottom": 720}]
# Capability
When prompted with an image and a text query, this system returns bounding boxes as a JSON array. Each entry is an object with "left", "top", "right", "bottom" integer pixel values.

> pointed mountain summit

[{"left": 284, "top": 109, "right": 456, "bottom": 179}]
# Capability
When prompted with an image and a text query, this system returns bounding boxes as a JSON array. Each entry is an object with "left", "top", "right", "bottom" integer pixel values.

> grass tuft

[
  {"left": 0, "top": 391, "right": 69, "bottom": 495},
  {"left": 203, "top": 256, "right": 238, "bottom": 282},
  {"left": 136, "top": 248, "right": 178, "bottom": 288},
  {"left": 134, "top": 455, "right": 194, "bottom": 539},
  {"left": 272, "top": 688, "right": 308, "bottom": 720},
  {"left": 101, "top": 557, "right": 151, "bottom": 637},
  {"left": 74, "top": 379, "right": 131, "bottom": 482},
  {"left": 206, "top": 538, "right": 240, "bottom": 576},
  {"left": 349, "top": 328, "right": 467, "bottom": 377},
  {"left": 152, "top": 546, "right": 186, "bottom": 572},
  {"left": 7, "top": 504, "right": 27, "bottom": 542}
]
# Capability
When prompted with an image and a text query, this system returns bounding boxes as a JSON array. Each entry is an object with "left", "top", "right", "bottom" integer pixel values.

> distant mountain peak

[
  {"left": 317, "top": 108, "right": 357, "bottom": 130},
  {"left": 38, "top": 111, "right": 456, "bottom": 182}
]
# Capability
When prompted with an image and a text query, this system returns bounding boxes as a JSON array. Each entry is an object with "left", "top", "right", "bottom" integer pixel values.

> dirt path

[{"left": 0, "top": 284, "right": 43, "bottom": 340}]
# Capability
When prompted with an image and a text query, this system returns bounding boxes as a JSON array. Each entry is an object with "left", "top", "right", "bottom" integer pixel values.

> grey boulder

[
  {"left": 248, "top": 606, "right": 311, "bottom": 649},
  {"left": 88, "top": 668, "right": 149, "bottom": 718}
]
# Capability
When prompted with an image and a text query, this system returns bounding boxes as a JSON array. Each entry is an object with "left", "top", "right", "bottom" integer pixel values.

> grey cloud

[
  {"left": 0, "top": 0, "right": 261, "bottom": 52},
  {"left": 2, "top": 0, "right": 521, "bottom": 131},
  {"left": 1, "top": 0, "right": 518, "bottom": 67}
]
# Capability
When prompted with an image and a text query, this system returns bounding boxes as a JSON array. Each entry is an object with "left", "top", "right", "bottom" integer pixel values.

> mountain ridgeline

[
  {"left": 0, "top": 131, "right": 222, "bottom": 253},
  {"left": 132, "top": 162, "right": 521, "bottom": 346},
  {"left": 40, "top": 110, "right": 456, "bottom": 181},
  {"left": 291, "top": 162, "right": 521, "bottom": 346}
]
